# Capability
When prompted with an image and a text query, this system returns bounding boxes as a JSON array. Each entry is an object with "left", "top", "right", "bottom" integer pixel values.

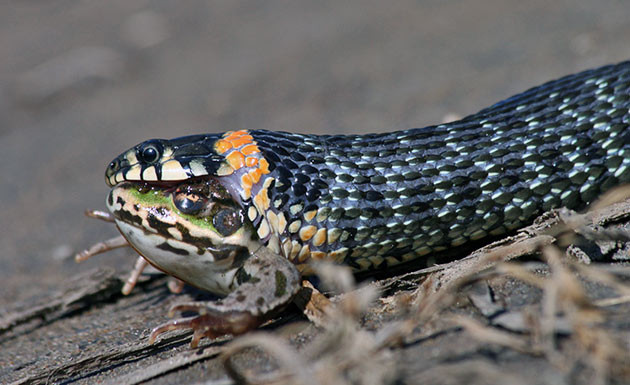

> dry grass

[{"left": 220, "top": 265, "right": 397, "bottom": 385}]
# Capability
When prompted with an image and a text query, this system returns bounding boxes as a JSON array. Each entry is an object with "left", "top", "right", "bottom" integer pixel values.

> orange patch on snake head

[
  {"left": 241, "top": 144, "right": 260, "bottom": 155},
  {"left": 214, "top": 139, "right": 233, "bottom": 154},
  {"left": 241, "top": 173, "right": 253, "bottom": 189},
  {"left": 258, "top": 158, "right": 270, "bottom": 174},
  {"left": 226, "top": 151, "right": 246, "bottom": 170},
  {"left": 228, "top": 135, "right": 255, "bottom": 149},
  {"left": 248, "top": 168, "right": 262, "bottom": 184},
  {"left": 224, "top": 130, "right": 248, "bottom": 141}
]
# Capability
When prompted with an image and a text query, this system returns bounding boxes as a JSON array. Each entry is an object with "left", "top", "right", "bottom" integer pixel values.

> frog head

[{"left": 106, "top": 178, "right": 260, "bottom": 295}]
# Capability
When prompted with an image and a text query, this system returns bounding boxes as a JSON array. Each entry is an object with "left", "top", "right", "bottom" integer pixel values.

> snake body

[{"left": 106, "top": 61, "right": 630, "bottom": 274}]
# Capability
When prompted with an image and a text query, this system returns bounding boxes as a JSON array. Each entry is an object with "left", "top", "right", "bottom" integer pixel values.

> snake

[{"left": 97, "top": 60, "right": 630, "bottom": 346}]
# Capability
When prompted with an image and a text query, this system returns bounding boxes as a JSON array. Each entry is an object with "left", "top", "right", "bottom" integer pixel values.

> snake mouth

[
  {"left": 106, "top": 177, "right": 256, "bottom": 256},
  {"left": 109, "top": 174, "right": 246, "bottom": 212},
  {"left": 110, "top": 176, "right": 207, "bottom": 192},
  {"left": 107, "top": 177, "right": 236, "bottom": 211}
]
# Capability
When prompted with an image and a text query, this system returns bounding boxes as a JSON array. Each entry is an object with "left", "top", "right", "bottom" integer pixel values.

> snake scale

[{"left": 93, "top": 60, "right": 630, "bottom": 345}]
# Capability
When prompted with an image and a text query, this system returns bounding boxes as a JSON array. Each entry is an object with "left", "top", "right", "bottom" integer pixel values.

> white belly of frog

[{"left": 115, "top": 221, "right": 240, "bottom": 294}]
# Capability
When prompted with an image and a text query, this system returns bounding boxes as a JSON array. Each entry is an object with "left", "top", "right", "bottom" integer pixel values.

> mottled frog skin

[{"left": 96, "top": 61, "right": 630, "bottom": 346}]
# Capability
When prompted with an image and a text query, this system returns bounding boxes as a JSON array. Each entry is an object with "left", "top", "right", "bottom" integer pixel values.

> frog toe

[{"left": 149, "top": 308, "right": 261, "bottom": 347}]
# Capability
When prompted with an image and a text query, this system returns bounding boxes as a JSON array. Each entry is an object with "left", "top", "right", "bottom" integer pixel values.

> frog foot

[
  {"left": 149, "top": 246, "right": 301, "bottom": 347},
  {"left": 149, "top": 303, "right": 262, "bottom": 347}
]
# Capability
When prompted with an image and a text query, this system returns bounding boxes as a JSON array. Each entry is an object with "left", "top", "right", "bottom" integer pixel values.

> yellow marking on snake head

[
  {"left": 216, "top": 164, "right": 234, "bottom": 176},
  {"left": 142, "top": 166, "right": 158, "bottom": 181},
  {"left": 125, "top": 165, "right": 142, "bottom": 180},
  {"left": 161, "top": 160, "right": 188, "bottom": 180},
  {"left": 125, "top": 150, "right": 138, "bottom": 165},
  {"left": 189, "top": 160, "right": 208, "bottom": 177}
]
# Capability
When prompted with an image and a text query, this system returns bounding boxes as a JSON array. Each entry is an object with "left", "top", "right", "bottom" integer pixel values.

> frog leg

[
  {"left": 120, "top": 256, "right": 184, "bottom": 294},
  {"left": 149, "top": 246, "right": 301, "bottom": 347},
  {"left": 75, "top": 235, "right": 129, "bottom": 262},
  {"left": 77, "top": 236, "right": 184, "bottom": 295},
  {"left": 121, "top": 256, "right": 149, "bottom": 295}
]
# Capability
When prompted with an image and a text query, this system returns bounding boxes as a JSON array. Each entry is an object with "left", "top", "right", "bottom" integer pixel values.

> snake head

[{"left": 105, "top": 134, "right": 225, "bottom": 187}]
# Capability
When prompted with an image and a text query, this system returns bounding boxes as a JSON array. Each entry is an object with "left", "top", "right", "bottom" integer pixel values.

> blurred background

[{"left": 2, "top": 0, "right": 629, "bottom": 305}]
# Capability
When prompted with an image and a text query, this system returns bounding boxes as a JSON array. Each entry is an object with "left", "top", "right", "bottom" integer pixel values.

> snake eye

[
  {"left": 213, "top": 208, "right": 243, "bottom": 237},
  {"left": 108, "top": 159, "right": 119, "bottom": 171},
  {"left": 138, "top": 141, "right": 162, "bottom": 164},
  {"left": 173, "top": 192, "right": 206, "bottom": 215}
]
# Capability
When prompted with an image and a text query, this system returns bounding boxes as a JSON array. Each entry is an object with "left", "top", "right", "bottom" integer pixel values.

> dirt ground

[{"left": 2, "top": 1, "right": 630, "bottom": 384}]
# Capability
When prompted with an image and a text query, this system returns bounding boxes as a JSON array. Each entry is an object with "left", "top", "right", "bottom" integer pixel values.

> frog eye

[
  {"left": 137, "top": 141, "right": 162, "bottom": 164},
  {"left": 213, "top": 208, "right": 243, "bottom": 237},
  {"left": 173, "top": 192, "right": 206, "bottom": 215}
]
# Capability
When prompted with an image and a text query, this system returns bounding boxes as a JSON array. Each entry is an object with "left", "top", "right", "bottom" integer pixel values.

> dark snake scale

[{"left": 106, "top": 61, "right": 630, "bottom": 274}]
